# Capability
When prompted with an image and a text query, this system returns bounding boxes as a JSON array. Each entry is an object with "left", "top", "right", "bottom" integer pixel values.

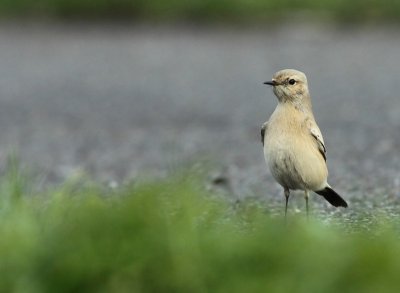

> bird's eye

[{"left": 288, "top": 79, "right": 296, "bottom": 85}]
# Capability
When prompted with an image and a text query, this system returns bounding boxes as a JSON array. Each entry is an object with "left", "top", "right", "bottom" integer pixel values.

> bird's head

[{"left": 264, "top": 69, "right": 310, "bottom": 104}]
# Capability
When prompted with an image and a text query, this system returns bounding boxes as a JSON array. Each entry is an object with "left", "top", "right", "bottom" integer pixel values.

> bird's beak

[{"left": 263, "top": 80, "right": 277, "bottom": 86}]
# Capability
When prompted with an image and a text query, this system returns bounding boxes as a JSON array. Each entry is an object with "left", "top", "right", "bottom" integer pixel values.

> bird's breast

[{"left": 263, "top": 116, "right": 328, "bottom": 191}]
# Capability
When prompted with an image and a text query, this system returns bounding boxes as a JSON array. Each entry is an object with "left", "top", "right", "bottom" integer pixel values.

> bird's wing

[
  {"left": 261, "top": 121, "right": 268, "bottom": 146},
  {"left": 306, "top": 118, "right": 326, "bottom": 161}
]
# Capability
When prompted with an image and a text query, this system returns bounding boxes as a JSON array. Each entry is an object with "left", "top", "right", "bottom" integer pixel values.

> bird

[{"left": 261, "top": 69, "right": 347, "bottom": 218}]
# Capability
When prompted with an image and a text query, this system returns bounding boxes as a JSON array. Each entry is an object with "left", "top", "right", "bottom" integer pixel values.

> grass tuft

[
  {"left": 0, "top": 170, "right": 399, "bottom": 292},
  {"left": 1, "top": 0, "right": 400, "bottom": 24}
]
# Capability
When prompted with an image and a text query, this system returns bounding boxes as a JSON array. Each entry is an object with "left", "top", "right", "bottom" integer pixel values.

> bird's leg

[
  {"left": 284, "top": 188, "right": 290, "bottom": 219},
  {"left": 304, "top": 190, "right": 310, "bottom": 220}
]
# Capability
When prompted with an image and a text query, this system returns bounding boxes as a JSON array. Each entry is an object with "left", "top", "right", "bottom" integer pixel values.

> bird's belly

[
  {"left": 266, "top": 148, "right": 305, "bottom": 190},
  {"left": 264, "top": 140, "right": 327, "bottom": 191}
]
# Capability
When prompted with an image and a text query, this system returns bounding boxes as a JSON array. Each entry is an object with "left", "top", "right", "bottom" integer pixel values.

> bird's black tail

[{"left": 316, "top": 187, "right": 348, "bottom": 208}]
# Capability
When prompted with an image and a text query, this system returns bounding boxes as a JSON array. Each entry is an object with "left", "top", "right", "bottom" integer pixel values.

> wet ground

[{"left": 0, "top": 23, "right": 399, "bottom": 220}]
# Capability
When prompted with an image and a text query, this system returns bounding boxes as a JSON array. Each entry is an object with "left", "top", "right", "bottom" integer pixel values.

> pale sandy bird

[{"left": 261, "top": 69, "right": 347, "bottom": 217}]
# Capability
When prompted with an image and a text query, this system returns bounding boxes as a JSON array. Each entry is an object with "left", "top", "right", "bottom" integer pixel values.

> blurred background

[
  {"left": 2, "top": 3, "right": 400, "bottom": 290},
  {"left": 0, "top": 0, "right": 399, "bottom": 209}
]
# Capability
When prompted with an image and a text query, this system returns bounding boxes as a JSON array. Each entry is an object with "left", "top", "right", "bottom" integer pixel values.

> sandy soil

[{"left": 0, "top": 23, "right": 399, "bottom": 220}]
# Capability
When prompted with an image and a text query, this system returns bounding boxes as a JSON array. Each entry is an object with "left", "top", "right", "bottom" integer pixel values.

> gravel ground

[{"left": 0, "top": 23, "right": 399, "bottom": 221}]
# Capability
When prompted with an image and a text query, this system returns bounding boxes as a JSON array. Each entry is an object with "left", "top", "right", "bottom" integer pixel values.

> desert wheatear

[{"left": 261, "top": 69, "right": 347, "bottom": 217}]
